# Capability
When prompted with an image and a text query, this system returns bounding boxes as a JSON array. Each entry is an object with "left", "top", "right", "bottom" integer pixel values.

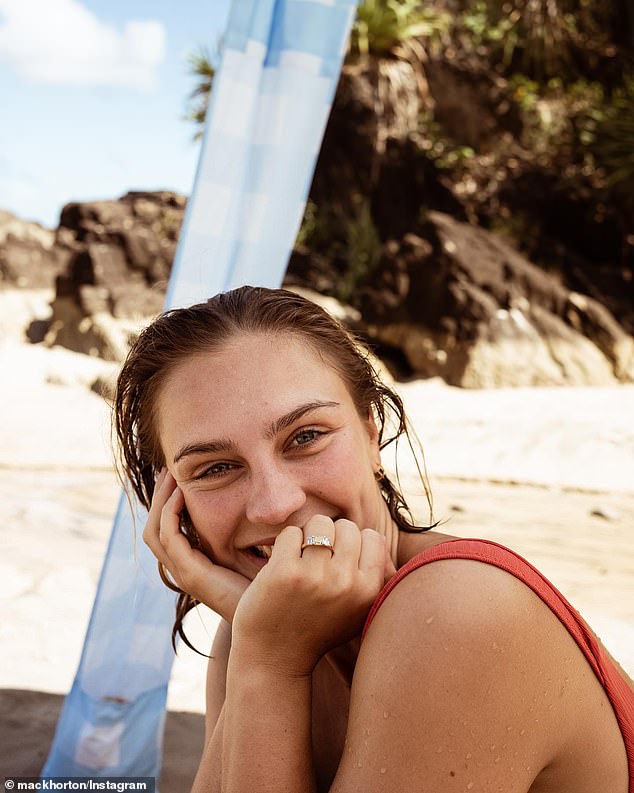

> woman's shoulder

[
  {"left": 362, "top": 533, "right": 587, "bottom": 678},
  {"left": 358, "top": 534, "right": 565, "bottom": 720},
  {"left": 336, "top": 536, "right": 632, "bottom": 792},
  {"left": 364, "top": 536, "right": 544, "bottom": 654},
  {"left": 365, "top": 534, "right": 563, "bottom": 640},
  {"left": 338, "top": 546, "right": 567, "bottom": 790}
]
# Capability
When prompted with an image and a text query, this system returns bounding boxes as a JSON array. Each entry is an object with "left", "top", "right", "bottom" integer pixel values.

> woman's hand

[
  {"left": 143, "top": 468, "right": 250, "bottom": 624},
  {"left": 230, "top": 514, "right": 387, "bottom": 677}
]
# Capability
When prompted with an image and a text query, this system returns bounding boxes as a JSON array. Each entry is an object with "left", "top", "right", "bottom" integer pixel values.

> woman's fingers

[
  {"left": 142, "top": 470, "right": 251, "bottom": 622},
  {"left": 233, "top": 516, "right": 388, "bottom": 672},
  {"left": 143, "top": 468, "right": 178, "bottom": 566},
  {"left": 358, "top": 528, "right": 388, "bottom": 588},
  {"left": 300, "top": 514, "right": 336, "bottom": 559}
]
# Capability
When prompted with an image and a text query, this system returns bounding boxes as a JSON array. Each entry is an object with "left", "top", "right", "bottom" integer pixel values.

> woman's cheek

[{"left": 183, "top": 489, "right": 234, "bottom": 559}]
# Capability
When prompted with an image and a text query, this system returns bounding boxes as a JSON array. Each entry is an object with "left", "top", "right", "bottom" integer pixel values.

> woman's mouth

[
  {"left": 251, "top": 544, "right": 273, "bottom": 559},
  {"left": 241, "top": 542, "right": 275, "bottom": 568}
]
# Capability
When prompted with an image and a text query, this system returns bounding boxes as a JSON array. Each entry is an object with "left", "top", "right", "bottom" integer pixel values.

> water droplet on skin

[
  {"left": 489, "top": 744, "right": 496, "bottom": 751},
  {"left": 494, "top": 756, "right": 501, "bottom": 763},
  {"left": 519, "top": 729, "right": 526, "bottom": 736},
  {"left": 425, "top": 615, "right": 435, "bottom": 624},
  {"left": 466, "top": 752, "right": 472, "bottom": 760},
  {"left": 357, "top": 761, "right": 363, "bottom": 768},
  {"left": 383, "top": 711, "right": 389, "bottom": 719},
  {"left": 467, "top": 783, "right": 474, "bottom": 791},
  {"left": 380, "top": 768, "right": 387, "bottom": 775}
]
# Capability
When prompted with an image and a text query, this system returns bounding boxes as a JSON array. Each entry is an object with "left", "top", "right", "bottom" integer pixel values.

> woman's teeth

[{"left": 252, "top": 545, "right": 273, "bottom": 559}]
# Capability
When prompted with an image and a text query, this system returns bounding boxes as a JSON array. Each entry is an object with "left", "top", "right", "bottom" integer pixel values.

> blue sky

[{"left": 0, "top": 0, "right": 231, "bottom": 227}]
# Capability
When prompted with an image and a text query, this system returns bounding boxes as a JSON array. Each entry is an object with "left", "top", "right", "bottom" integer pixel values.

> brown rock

[
  {"left": 0, "top": 239, "right": 65, "bottom": 289},
  {"left": 359, "top": 212, "right": 634, "bottom": 387},
  {"left": 0, "top": 211, "right": 66, "bottom": 289},
  {"left": 44, "top": 191, "right": 185, "bottom": 359}
]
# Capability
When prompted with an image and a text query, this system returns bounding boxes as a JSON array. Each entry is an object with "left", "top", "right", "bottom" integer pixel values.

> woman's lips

[
  {"left": 240, "top": 538, "right": 277, "bottom": 568},
  {"left": 240, "top": 547, "right": 271, "bottom": 569}
]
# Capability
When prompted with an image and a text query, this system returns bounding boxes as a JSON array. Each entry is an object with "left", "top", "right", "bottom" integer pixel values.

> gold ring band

[{"left": 300, "top": 535, "right": 335, "bottom": 556}]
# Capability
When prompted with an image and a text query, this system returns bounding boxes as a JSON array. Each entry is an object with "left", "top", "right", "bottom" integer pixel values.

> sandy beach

[{"left": 1, "top": 291, "right": 632, "bottom": 788}]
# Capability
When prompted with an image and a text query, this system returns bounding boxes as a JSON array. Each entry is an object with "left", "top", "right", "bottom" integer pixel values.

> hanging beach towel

[{"left": 43, "top": 0, "right": 357, "bottom": 779}]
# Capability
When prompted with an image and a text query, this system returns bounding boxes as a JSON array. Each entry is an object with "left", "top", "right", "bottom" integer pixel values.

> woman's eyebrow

[
  {"left": 173, "top": 401, "right": 341, "bottom": 464},
  {"left": 173, "top": 438, "right": 234, "bottom": 464},
  {"left": 266, "top": 400, "right": 340, "bottom": 439}
]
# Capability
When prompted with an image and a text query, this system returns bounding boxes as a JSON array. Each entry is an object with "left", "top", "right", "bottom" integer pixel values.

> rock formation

[
  {"left": 3, "top": 192, "right": 633, "bottom": 388},
  {"left": 0, "top": 210, "right": 62, "bottom": 289},
  {"left": 25, "top": 192, "right": 184, "bottom": 360},
  {"left": 352, "top": 212, "right": 634, "bottom": 387}
]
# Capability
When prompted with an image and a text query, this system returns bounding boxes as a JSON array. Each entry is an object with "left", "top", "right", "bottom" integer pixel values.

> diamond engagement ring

[{"left": 300, "top": 535, "right": 335, "bottom": 556}]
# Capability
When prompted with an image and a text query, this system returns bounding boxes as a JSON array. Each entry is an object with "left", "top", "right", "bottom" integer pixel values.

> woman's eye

[
  {"left": 291, "top": 429, "right": 323, "bottom": 447},
  {"left": 195, "top": 462, "right": 234, "bottom": 480}
]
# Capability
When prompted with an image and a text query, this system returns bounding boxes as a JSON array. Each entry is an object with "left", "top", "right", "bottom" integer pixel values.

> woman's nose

[{"left": 245, "top": 464, "right": 307, "bottom": 526}]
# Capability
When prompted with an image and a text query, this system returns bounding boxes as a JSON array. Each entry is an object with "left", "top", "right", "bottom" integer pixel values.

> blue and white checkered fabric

[
  {"left": 168, "top": 0, "right": 357, "bottom": 307},
  {"left": 43, "top": 0, "right": 356, "bottom": 779}
]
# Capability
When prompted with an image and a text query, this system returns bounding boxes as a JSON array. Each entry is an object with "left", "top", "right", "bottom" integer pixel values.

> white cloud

[{"left": 0, "top": 0, "right": 166, "bottom": 90}]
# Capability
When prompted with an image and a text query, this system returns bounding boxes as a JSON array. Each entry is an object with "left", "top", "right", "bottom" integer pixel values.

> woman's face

[{"left": 156, "top": 332, "right": 390, "bottom": 580}]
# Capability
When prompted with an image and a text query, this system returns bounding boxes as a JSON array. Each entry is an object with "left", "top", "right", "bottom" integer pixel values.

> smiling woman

[{"left": 113, "top": 286, "right": 633, "bottom": 793}]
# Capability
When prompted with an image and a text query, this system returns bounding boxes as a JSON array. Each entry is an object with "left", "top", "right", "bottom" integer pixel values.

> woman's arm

[
  {"left": 204, "top": 619, "right": 231, "bottom": 746},
  {"left": 190, "top": 621, "right": 231, "bottom": 793},
  {"left": 192, "top": 518, "right": 386, "bottom": 793}
]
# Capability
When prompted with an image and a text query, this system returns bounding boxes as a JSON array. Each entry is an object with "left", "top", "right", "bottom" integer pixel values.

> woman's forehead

[
  {"left": 175, "top": 331, "right": 333, "bottom": 378},
  {"left": 158, "top": 333, "right": 350, "bottom": 417}
]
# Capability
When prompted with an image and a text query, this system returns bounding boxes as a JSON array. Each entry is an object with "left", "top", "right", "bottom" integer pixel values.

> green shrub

[{"left": 350, "top": 0, "right": 450, "bottom": 58}]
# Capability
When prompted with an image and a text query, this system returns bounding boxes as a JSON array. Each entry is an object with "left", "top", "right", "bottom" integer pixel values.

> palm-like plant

[{"left": 184, "top": 46, "right": 217, "bottom": 141}]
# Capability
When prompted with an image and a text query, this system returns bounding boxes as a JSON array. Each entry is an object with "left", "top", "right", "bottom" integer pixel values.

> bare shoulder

[{"left": 332, "top": 557, "right": 622, "bottom": 793}]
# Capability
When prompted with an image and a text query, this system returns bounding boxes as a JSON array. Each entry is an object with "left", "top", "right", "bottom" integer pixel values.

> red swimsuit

[{"left": 363, "top": 538, "right": 634, "bottom": 788}]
